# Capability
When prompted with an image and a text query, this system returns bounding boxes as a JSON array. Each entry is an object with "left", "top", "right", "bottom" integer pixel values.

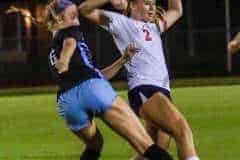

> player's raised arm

[
  {"left": 78, "top": 0, "right": 110, "bottom": 26},
  {"left": 161, "top": 0, "right": 183, "bottom": 31},
  {"left": 228, "top": 32, "right": 240, "bottom": 55},
  {"left": 110, "top": 0, "right": 128, "bottom": 11}
]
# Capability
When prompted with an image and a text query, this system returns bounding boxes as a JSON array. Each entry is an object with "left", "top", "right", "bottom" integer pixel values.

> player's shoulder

[
  {"left": 103, "top": 10, "right": 132, "bottom": 23},
  {"left": 148, "top": 22, "right": 163, "bottom": 34},
  {"left": 62, "top": 26, "right": 81, "bottom": 35},
  {"left": 59, "top": 25, "right": 83, "bottom": 41}
]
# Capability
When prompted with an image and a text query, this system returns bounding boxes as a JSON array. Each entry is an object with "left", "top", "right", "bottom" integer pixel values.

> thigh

[
  {"left": 101, "top": 96, "right": 153, "bottom": 154},
  {"left": 144, "top": 119, "right": 171, "bottom": 150},
  {"left": 141, "top": 92, "right": 184, "bottom": 135}
]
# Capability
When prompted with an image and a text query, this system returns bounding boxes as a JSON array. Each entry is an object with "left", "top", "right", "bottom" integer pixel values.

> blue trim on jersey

[
  {"left": 77, "top": 42, "right": 104, "bottom": 78},
  {"left": 78, "top": 42, "right": 94, "bottom": 68}
]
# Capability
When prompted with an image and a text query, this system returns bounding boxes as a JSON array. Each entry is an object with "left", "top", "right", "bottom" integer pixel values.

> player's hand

[
  {"left": 55, "top": 60, "right": 69, "bottom": 74},
  {"left": 122, "top": 43, "right": 140, "bottom": 63},
  {"left": 228, "top": 40, "right": 240, "bottom": 55}
]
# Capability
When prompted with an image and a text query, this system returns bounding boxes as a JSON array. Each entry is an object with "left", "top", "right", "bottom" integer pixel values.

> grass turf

[{"left": 0, "top": 85, "right": 240, "bottom": 160}]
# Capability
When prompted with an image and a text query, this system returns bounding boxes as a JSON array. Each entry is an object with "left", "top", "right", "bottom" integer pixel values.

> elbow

[
  {"left": 178, "top": 9, "right": 183, "bottom": 18},
  {"left": 171, "top": 1, "right": 183, "bottom": 19},
  {"left": 174, "top": 8, "right": 183, "bottom": 21},
  {"left": 177, "top": 0, "right": 183, "bottom": 18}
]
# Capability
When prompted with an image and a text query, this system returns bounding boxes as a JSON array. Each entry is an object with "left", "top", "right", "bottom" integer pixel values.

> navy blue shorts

[
  {"left": 57, "top": 78, "right": 117, "bottom": 132},
  {"left": 128, "top": 85, "right": 171, "bottom": 115}
]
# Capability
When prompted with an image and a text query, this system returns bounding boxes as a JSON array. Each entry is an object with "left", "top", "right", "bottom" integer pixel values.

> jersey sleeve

[{"left": 62, "top": 26, "right": 83, "bottom": 41}]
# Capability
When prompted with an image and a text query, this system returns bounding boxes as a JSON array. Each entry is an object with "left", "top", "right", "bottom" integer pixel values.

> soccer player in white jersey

[
  {"left": 228, "top": 32, "right": 240, "bottom": 54},
  {"left": 79, "top": 0, "right": 200, "bottom": 160}
]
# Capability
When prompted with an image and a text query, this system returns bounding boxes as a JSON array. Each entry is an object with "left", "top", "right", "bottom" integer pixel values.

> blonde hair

[{"left": 44, "top": 0, "right": 64, "bottom": 32}]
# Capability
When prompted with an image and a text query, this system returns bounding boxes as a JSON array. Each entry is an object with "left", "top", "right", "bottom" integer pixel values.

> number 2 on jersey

[{"left": 142, "top": 28, "right": 152, "bottom": 41}]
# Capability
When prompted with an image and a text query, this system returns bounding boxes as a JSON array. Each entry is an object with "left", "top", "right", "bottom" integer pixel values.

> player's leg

[
  {"left": 101, "top": 96, "right": 173, "bottom": 160},
  {"left": 73, "top": 121, "right": 103, "bottom": 160},
  {"left": 130, "top": 120, "right": 171, "bottom": 160},
  {"left": 141, "top": 92, "right": 199, "bottom": 160},
  {"left": 57, "top": 84, "right": 104, "bottom": 160},
  {"left": 145, "top": 121, "right": 171, "bottom": 150},
  {"left": 127, "top": 85, "right": 172, "bottom": 160},
  {"left": 81, "top": 78, "right": 173, "bottom": 160},
  {"left": 101, "top": 96, "right": 152, "bottom": 153}
]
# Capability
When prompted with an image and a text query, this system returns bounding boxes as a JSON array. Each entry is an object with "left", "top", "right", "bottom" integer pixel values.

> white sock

[{"left": 186, "top": 156, "right": 200, "bottom": 160}]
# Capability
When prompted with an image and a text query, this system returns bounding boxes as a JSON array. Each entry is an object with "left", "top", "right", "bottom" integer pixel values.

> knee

[
  {"left": 84, "top": 129, "right": 104, "bottom": 152},
  {"left": 153, "top": 93, "right": 193, "bottom": 140},
  {"left": 172, "top": 115, "right": 193, "bottom": 141}
]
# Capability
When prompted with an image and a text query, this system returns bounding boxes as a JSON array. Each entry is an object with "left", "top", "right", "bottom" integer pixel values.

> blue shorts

[
  {"left": 57, "top": 78, "right": 117, "bottom": 132},
  {"left": 128, "top": 85, "right": 172, "bottom": 115}
]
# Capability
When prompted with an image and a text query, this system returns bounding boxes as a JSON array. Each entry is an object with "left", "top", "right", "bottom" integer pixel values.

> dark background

[{"left": 0, "top": 0, "right": 240, "bottom": 86}]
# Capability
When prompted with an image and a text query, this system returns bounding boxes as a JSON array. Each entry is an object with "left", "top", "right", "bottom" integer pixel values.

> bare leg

[
  {"left": 73, "top": 121, "right": 103, "bottom": 159},
  {"left": 101, "top": 96, "right": 154, "bottom": 154},
  {"left": 141, "top": 92, "right": 198, "bottom": 160},
  {"left": 130, "top": 120, "right": 171, "bottom": 160},
  {"left": 73, "top": 96, "right": 173, "bottom": 160},
  {"left": 145, "top": 121, "right": 171, "bottom": 150}
]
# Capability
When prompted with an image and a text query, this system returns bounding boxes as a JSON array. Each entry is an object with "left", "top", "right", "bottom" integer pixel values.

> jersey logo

[
  {"left": 142, "top": 25, "right": 152, "bottom": 41},
  {"left": 49, "top": 49, "right": 57, "bottom": 66}
]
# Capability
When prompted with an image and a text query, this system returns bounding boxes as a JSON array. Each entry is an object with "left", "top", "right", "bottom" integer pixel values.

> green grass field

[{"left": 0, "top": 83, "right": 240, "bottom": 160}]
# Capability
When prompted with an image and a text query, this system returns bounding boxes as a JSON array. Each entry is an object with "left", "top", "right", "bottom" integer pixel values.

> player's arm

[
  {"left": 55, "top": 38, "right": 76, "bottom": 74},
  {"left": 101, "top": 44, "right": 138, "bottom": 80},
  {"left": 228, "top": 32, "right": 240, "bottom": 55},
  {"left": 78, "top": 0, "right": 111, "bottom": 26},
  {"left": 160, "top": 0, "right": 183, "bottom": 31},
  {"left": 110, "top": 0, "right": 128, "bottom": 11}
]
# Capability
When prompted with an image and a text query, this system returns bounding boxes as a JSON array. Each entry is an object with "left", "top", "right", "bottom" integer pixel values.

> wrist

[{"left": 120, "top": 56, "right": 127, "bottom": 65}]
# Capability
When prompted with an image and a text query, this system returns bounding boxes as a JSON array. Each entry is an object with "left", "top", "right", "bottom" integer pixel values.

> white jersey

[{"left": 102, "top": 11, "right": 170, "bottom": 91}]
